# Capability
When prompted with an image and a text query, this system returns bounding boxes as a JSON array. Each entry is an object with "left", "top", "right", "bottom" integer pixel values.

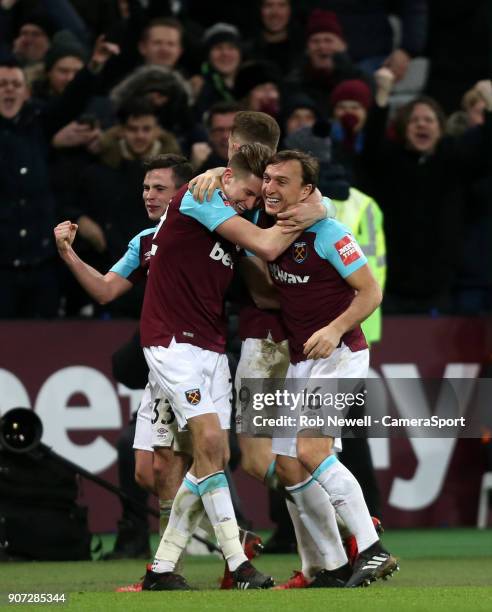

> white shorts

[
  {"left": 132, "top": 382, "right": 153, "bottom": 452},
  {"left": 132, "top": 375, "right": 193, "bottom": 453},
  {"left": 143, "top": 339, "right": 232, "bottom": 432},
  {"left": 272, "top": 343, "right": 369, "bottom": 458},
  {"left": 235, "top": 336, "right": 290, "bottom": 434}
]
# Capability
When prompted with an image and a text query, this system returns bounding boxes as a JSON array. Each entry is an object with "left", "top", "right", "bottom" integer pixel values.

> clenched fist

[{"left": 54, "top": 220, "right": 78, "bottom": 253}]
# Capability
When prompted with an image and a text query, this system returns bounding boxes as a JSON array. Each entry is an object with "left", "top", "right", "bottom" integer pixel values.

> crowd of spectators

[{"left": 1, "top": 0, "right": 491, "bottom": 318}]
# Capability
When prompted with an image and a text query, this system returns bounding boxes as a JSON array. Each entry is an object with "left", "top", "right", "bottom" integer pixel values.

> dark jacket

[
  {"left": 285, "top": 53, "right": 367, "bottom": 121},
  {"left": 0, "top": 67, "right": 99, "bottom": 267},
  {"left": 305, "top": 0, "right": 428, "bottom": 61},
  {"left": 360, "top": 106, "right": 492, "bottom": 300}
]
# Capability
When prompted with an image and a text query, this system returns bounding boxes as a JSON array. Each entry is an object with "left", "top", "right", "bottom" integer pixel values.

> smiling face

[
  {"left": 221, "top": 168, "right": 263, "bottom": 214},
  {"left": 307, "top": 32, "right": 346, "bottom": 70},
  {"left": 210, "top": 42, "right": 241, "bottom": 77},
  {"left": 406, "top": 102, "right": 441, "bottom": 154},
  {"left": 262, "top": 159, "right": 312, "bottom": 215},
  {"left": 0, "top": 66, "right": 29, "bottom": 119},
  {"left": 142, "top": 167, "right": 179, "bottom": 220}
]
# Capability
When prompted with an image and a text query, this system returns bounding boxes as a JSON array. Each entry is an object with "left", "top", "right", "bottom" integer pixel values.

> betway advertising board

[{"left": 0, "top": 318, "right": 490, "bottom": 530}]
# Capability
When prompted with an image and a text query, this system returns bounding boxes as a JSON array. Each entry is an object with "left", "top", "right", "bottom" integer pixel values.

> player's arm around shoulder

[
  {"left": 181, "top": 187, "right": 298, "bottom": 260},
  {"left": 217, "top": 215, "right": 299, "bottom": 261}
]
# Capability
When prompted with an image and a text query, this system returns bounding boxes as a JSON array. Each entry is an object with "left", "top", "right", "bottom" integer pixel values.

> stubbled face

[
  {"left": 209, "top": 112, "right": 236, "bottom": 159},
  {"left": 15, "top": 24, "right": 50, "bottom": 62},
  {"left": 261, "top": 0, "right": 291, "bottom": 33},
  {"left": 263, "top": 159, "right": 310, "bottom": 215},
  {"left": 123, "top": 115, "right": 160, "bottom": 157},
  {"left": 466, "top": 99, "right": 486, "bottom": 127},
  {"left": 286, "top": 107, "right": 316, "bottom": 135},
  {"left": 333, "top": 100, "right": 367, "bottom": 132},
  {"left": 0, "top": 67, "right": 29, "bottom": 119},
  {"left": 406, "top": 103, "right": 441, "bottom": 153},
  {"left": 222, "top": 169, "right": 263, "bottom": 214},
  {"left": 210, "top": 42, "right": 241, "bottom": 76},
  {"left": 139, "top": 26, "right": 182, "bottom": 68},
  {"left": 248, "top": 82, "right": 280, "bottom": 114},
  {"left": 142, "top": 167, "right": 178, "bottom": 220},
  {"left": 307, "top": 32, "right": 346, "bottom": 70},
  {"left": 48, "top": 56, "right": 84, "bottom": 95}
]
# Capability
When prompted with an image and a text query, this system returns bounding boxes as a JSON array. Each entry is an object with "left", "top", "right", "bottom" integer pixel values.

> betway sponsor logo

[
  {"left": 209, "top": 241, "right": 234, "bottom": 268},
  {"left": 269, "top": 263, "right": 310, "bottom": 284}
]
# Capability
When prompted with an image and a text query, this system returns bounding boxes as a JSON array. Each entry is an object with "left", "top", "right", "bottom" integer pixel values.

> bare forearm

[
  {"left": 60, "top": 247, "right": 116, "bottom": 304},
  {"left": 330, "top": 286, "right": 382, "bottom": 336}
]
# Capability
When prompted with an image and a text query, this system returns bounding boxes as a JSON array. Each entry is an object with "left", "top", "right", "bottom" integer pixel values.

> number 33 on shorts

[{"left": 151, "top": 398, "right": 176, "bottom": 426}]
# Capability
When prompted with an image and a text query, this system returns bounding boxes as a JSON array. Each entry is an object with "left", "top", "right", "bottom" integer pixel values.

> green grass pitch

[{"left": 1, "top": 529, "right": 491, "bottom": 611}]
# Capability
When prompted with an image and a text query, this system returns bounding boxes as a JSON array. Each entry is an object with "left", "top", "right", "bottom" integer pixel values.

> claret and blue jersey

[
  {"left": 140, "top": 185, "right": 239, "bottom": 353},
  {"left": 255, "top": 210, "right": 369, "bottom": 363},
  {"left": 110, "top": 227, "right": 156, "bottom": 284}
]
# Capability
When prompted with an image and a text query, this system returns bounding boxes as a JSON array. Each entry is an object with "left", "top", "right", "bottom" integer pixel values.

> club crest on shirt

[
  {"left": 185, "top": 388, "right": 201, "bottom": 405},
  {"left": 334, "top": 235, "right": 362, "bottom": 266},
  {"left": 218, "top": 190, "right": 233, "bottom": 207},
  {"left": 292, "top": 241, "right": 308, "bottom": 263}
]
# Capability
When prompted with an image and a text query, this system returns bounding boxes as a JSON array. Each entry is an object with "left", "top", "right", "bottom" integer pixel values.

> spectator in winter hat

[
  {"left": 330, "top": 78, "right": 373, "bottom": 134},
  {"left": 13, "top": 11, "right": 56, "bottom": 66},
  {"left": 32, "top": 34, "right": 87, "bottom": 99},
  {"left": 194, "top": 23, "right": 242, "bottom": 119},
  {"left": 305, "top": 9, "right": 347, "bottom": 71},
  {"left": 285, "top": 9, "right": 364, "bottom": 121}
]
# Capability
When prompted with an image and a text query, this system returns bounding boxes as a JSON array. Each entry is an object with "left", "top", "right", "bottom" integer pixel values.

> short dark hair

[
  {"left": 0, "top": 57, "right": 23, "bottom": 71},
  {"left": 143, "top": 154, "right": 193, "bottom": 188},
  {"left": 117, "top": 98, "right": 158, "bottom": 124},
  {"left": 231, "top": 111, "right": 280, "bottom": 151},
  {"left": 205, "top": 101, "right": 241, "bottom": 129},
  {"left": 268, "top": 149, "right": 319, "bottom": 190},
  {"left": 141, "top": 17, "right": 183, "bottom": 41},
  {"left": 229, "top": 142, "right": 273, "bottom": 179}
]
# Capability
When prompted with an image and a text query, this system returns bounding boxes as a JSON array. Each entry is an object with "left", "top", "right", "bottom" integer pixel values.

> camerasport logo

[{"left": 334, "top": 235, "right": 362, "bottom": 266}]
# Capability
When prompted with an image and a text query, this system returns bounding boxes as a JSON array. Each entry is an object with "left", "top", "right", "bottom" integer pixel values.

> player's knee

[{"left": 195, "top": 429, "right": 223, "bottom": 461}]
